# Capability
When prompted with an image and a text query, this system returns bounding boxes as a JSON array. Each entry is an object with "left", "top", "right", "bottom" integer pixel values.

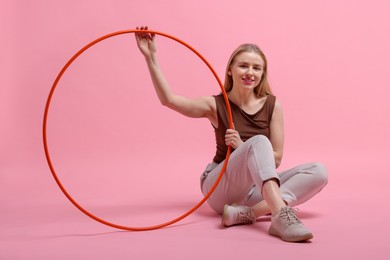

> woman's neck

[{"left": 228, "top": 88, "right": 257, "bottom": 107}]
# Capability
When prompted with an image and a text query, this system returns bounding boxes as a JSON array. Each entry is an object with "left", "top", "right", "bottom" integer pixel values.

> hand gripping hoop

[{"left": 43, "top": 29, "right": 234, "bottom": 231}]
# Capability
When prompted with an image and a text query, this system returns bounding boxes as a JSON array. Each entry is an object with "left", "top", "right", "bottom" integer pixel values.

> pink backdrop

[{"left": 2, "top": 0, "right": 390, "bottom": 259}]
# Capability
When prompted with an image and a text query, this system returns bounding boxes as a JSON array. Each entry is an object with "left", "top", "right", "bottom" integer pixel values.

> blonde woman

[{"left": 135, "top": 27, "right": 328, "bottom": 242}]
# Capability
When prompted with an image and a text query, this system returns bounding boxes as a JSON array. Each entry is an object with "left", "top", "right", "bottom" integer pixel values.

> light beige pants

[{"left": 200, "top": 135, "right": 328, "bottom": 214}]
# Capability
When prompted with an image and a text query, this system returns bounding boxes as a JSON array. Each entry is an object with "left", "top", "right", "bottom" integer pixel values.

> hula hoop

[{"left": 43, "top": 29, "right": 234, "bottom": 231}]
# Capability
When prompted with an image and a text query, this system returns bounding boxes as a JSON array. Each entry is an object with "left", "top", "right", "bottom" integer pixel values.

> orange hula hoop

[{"left": 43, "top": 29, "right": 234, "bottom": 231}]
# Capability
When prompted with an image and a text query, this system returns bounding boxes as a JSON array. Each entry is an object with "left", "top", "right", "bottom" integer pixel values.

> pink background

[{"left": 2, "top": 0, "right": 390, "bottom": 259}]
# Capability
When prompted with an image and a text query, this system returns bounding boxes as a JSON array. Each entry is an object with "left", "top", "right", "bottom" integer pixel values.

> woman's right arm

[{"left": 135, "top": 27, "right": 216, "bottom": 123}]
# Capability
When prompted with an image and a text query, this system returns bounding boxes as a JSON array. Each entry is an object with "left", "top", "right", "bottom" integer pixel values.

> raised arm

[{"left": 135, "top": 27, "right": 217, "bottom": 125}]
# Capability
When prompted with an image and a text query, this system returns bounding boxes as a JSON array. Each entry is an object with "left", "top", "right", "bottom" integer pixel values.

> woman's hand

[
  {"left": 225, "top": 129, "right": 243, "bottom": 149},
  {"left": 135, "top": 26, "right": 156, "bottom": 58}
]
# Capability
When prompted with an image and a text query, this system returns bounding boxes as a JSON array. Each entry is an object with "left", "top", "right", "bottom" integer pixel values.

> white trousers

[{"left": 200, "top": 135, "right": 328, "bottom": 214}]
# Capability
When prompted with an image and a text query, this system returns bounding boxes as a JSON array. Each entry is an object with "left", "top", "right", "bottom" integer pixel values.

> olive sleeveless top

[{"left": 212, "top": 94, "right": 276, "bottom": 163}]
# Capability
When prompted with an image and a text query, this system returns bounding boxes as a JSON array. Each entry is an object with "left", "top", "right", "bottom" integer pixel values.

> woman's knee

[
  {"left": 309, "top": 162, "right": 328, "bottom": 187},
  {"left": 247, "top": 135, "right": 271, "bottom": 147}
]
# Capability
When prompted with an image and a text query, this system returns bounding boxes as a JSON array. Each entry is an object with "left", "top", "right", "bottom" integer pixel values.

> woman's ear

[{"left": 228, "top": 70, "right": 232, "bottom": 76}]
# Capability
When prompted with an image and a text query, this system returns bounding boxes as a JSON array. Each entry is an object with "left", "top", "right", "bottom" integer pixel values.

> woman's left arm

[{"left": 270, "top": 99, "right": 284, "bottom": 168}]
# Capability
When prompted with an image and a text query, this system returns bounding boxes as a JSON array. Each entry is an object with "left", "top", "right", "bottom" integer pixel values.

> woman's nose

[{"left": 245, "top": 67, "right": 254, "bottom": 75}]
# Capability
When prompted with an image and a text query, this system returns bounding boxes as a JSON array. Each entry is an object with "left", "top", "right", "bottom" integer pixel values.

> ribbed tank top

[{"left": 212, "top": 94, "right": 276, "bottom": 163}]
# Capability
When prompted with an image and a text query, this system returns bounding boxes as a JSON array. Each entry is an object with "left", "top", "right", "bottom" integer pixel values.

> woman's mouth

[{"left": 242, "top": 78, "right": 254, "bottom": 84}]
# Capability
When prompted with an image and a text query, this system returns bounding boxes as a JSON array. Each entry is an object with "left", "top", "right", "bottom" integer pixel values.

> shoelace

[
  {"left": 279, "top": 207, "right": 302, "bottom": 226},
  {"left": 236, "top": 207, "right": 256, "bottom": 224}
]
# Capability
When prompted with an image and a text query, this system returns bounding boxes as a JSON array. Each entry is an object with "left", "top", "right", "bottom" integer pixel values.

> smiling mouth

[{"left": 242, "top": 78, "right": 254, "bottom": 83}]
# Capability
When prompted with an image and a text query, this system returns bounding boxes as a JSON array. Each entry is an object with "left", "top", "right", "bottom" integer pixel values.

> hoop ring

[{"left": 43, "top": 29, "right": 234, "bottom": 231}]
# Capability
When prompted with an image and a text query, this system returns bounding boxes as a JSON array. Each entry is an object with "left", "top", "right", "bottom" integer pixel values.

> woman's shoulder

[
  {"left": 271, "top": 96, "right": 282, "bottom": 109},
  {"left": 265, "top": 94, "right": 281, "bottom": 108},
  {"left": 264, "top": 95, "right": 282, "bottom": 120},
  {"left": 213, "top": 93, "right": 224, "bottom": 99},
  {"left": 271, "top": 96, "right": 283, "bottom": 116},
  {"left": 212, "top": 93, "right": 226, "bottom": 105}
]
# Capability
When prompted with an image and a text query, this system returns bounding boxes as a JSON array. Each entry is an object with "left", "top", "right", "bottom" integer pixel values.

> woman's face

[{"left": 229, "top": 51, "right": 264, "bottom": 92}]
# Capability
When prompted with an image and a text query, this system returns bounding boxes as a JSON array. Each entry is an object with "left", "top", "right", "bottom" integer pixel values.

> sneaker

[
  {"left": 221, "top": 204, "right": 256, "bottom": 227},
  {"left": 268, "top": 207, "right": 313, "bottom": 242}
]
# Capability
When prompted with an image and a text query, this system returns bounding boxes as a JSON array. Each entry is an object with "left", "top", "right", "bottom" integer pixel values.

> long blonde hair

[{"left": 224, "top": 43, "right": 273, "bottom": 97}]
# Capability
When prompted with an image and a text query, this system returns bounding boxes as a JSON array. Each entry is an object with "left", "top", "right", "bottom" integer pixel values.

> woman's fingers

[
  {"left": 226, "top": 129, "right": 238, "bottom": 137},
  {"left": 135, "top": 26, "right": 157, "bottom": 56},
  {"left": 136, "top": 25, "right": 152, "bottom": 39},
  {"left": 226, "top": 128, "right": 236, "bottom": 134},
  {"left": 225, "top": 129, "right": 242, "bottom": 149},
  {"left": 135, "top": 26, "right": 148, "bottom": 39}
]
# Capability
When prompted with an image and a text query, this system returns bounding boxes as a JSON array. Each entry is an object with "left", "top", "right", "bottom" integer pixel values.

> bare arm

[
  {"left": 135, "top": 27, "right": 216, "bottom": 124},
  {"left": 269, "top": 99, "right": 284, "bottom": 168}
]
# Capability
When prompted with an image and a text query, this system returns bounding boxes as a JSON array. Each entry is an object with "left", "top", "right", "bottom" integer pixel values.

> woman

[{"left": 135, "top": 26, "right": 328, "bottom": 242}]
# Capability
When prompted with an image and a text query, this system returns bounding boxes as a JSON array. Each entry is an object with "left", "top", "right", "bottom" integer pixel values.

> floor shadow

[
  {"left": 22, "top": 219, "right": 200, "bottom": 241},
  {"left": 295, "top": 210, "right": 323, "bottom": 219}
]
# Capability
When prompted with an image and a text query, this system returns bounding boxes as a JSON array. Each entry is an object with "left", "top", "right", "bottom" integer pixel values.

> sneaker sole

[{"left": 269, "top": 226, "right": 314, "bottom": 242}]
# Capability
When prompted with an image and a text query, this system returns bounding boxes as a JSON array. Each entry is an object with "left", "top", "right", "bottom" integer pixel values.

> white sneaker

[
  {"left": 269, "top": 207, "right": 313, "bottom": 242},
  {"left": 221, "top": 204, "right": 256, "bottom": 227}
]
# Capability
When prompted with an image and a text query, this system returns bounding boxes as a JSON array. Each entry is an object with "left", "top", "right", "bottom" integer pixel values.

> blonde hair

[{"left": 223, "top": 43, "right": 273, "bottom": 97}]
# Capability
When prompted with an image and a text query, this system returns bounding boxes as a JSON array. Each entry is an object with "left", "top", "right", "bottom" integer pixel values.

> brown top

[{"left": 212, "top": 93, "right": 276, "bottom": 163}]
